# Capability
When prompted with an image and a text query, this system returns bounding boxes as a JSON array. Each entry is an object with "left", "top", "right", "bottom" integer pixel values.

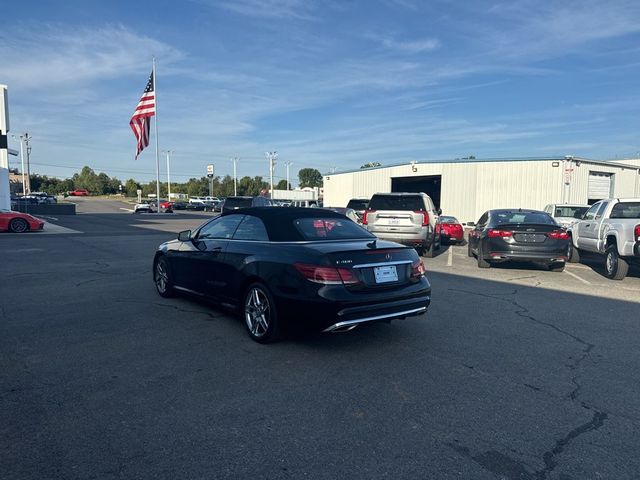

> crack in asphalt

[
  {"left": 446, "top": 410, "right": 608, "bottom": 480},
  {"left": 116, "top": 299, "right": 225, "bottom": 321}
]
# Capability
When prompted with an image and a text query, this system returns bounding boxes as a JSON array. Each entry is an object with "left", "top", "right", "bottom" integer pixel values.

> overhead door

[{"left": 588, "top": 172, "right": 612, "bottom": 202}]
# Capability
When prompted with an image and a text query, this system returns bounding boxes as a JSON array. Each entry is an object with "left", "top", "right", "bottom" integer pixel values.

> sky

[{"left": 2, "top": 0, "right": 640, "bottom": 185}]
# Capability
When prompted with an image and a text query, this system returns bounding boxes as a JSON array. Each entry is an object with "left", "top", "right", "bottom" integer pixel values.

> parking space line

[
  {"left": 564, "top": 269, "right": 592, "bottom": 285},
  {"left": 447, "top": 247, "right": 453, "bottom": 266}
]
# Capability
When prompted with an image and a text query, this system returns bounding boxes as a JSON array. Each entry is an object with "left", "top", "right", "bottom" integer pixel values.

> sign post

[{"left": 207, "top": 164, "right": 214, "bottom": 197}]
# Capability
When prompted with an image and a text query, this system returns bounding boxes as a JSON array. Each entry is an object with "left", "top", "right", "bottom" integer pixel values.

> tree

[
  {"left": 298, "top": 168, "right": 323, "bottom": 188},
  {"left": 360, "top": 162, "right": 382, "bottom": 169},
  {"left": 124, "top": 179, "right": 140, "bottom": 197},
  {"left": 276, "top": 179, "right": 290, "bottom": 190}
]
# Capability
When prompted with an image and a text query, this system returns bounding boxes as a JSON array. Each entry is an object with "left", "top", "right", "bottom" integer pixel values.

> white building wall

[{"left": 324, "top": 158, "right": 640, "bottom": 223}]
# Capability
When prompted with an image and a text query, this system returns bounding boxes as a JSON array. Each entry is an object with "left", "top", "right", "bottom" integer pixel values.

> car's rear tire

[
  {"left": 9, "top": 218, "right": 29, "bottom": 233},
  {"left": 477, "top": 245, "right": 490, "bottom": 268},
  {"left": 549, "top": 262, "right": 565, "bottom": 272},
  {"left": 243, "top": 283, "right": 282, "bottom": 343},
  {"left": 467, "top": 241, "right": 474, "bottom": 257},
  {"left": 568, "top": 241, "right": 580, "bottom": 263},
  {"left": 423, "top": 241, "right": 435, "bottom": 258},
  {"left": 605, "top": 245, "right": 629, "bottom": 280},
  {"left": 154, "top": 256, "right": 175, "bottom": 297}
]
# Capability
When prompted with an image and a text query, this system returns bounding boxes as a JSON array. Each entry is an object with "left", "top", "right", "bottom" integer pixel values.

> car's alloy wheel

[
  {"left": 605, "top": 245, "right": 629, "bottom": 280},
  {"left": 477, "top": 244, "right": 490, "bottom": 268},
  {"left": 244, "top": 284, "right": 280, "bottom": 343},
  {"left": 568, "top": 241, "right": 580, "bottom": 263},
  {"left": 467, "top": 241, "right": 474, "bottom": 257},
  {"left": 9, "top": 218, "right": 29, "bottom": 233},
  {"left": 154, "top": 256, "right": 174, "bottom": 297}
]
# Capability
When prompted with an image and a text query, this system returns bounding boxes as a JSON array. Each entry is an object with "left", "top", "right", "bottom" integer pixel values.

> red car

[
  {"left": 69, "top": 189, "right": 89, "bottom": 196},
  {"left": 439, "top": 215, "right": 464, "bottom": 244},
  {"left": 0, "top": 210, "right": 45, "bottom": 233}
]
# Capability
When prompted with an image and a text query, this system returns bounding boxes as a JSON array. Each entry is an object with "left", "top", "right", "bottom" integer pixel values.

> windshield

[
  {"left": 368, "top": 195, "right": 424, "bottom": 211},
  {"left": 492, "top": 212, "right": 556, "bottom": 225},
  {"left": 224, "top": 198, "right": 253, "bottom": 209},
  {"left": 555, "top": 206, "right": 589, "bottom": 219},
  {"left": 440, "top": 216, "right": 459, "bottom": 224},
  {"left": 609, "top": 202, "right": 640, "bottom": 219},
  {"left": 293, "top": 217, "right": 374, "bottom": 241}
]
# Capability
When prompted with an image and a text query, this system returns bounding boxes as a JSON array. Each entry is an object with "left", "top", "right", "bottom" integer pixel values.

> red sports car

[
  {"left": 439, "top": 215, "right": 464, "bottom": 244},
  {"left": 0, "top": 210, "right": 45, "bottom": 233},
  {"left": 69, "top": 189, "right": 89, "bottom": 196}
]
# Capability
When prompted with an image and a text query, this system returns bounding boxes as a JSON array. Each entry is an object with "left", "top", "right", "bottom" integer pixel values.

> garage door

[{"left": 588, "top": 172, "right": 612, "bottom": 201}]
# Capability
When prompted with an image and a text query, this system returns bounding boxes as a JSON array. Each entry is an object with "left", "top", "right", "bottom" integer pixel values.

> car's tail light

[
  {"left": 293, "top": 263, "right": 359, "bottom": 285},
  {"left": 487, "top": 229, "right": 513, "bottom": 238},
  {"left": 547, "top": 231, "right": 570, "bottom": 240},
  {"left": 414, "top": 211, "right": 429, "bottom": 226},
  {"left": 411, "top": 260, "right": 426, "bottom": 278},
  {"left": 362, "top": 210, "right": 375, "bottom": 225},
  {"left": 635, "top": 224, "right": 640, "bottom": 241}
]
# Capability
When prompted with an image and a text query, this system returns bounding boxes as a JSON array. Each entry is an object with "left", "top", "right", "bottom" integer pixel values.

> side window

[
  {"left": 233, "top": 215, "right": 269, "bottom": 241},
  {"left": 544, "top": 205, "right": 552, "bottom": 214},
  {"left": 197, "top": 215, "right": 243, "bottom": 239},
  {"left": 583, "top": 203, "right": 600, "bottom": 221},
  {"left": 477, "top": 212, "right": 489, "bottom": 226},
  {"left": 595, "top": 201, "right": 609, "bottom": 219}
]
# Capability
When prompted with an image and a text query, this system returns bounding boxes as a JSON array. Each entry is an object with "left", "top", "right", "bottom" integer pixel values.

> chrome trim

[
  {"left": 322, "top": 306, "right": 427, "bottom": 333},
  {"left": 173, "top": 286, "right": 204, "bottom": 296},
  {"left": 351, "top": 260, "right": 413, "bottom": 269}
]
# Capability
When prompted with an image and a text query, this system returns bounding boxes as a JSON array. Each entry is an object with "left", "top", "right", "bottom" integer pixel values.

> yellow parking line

[{"left": 564, "top": 269, "right": 592, "bottom": 285}]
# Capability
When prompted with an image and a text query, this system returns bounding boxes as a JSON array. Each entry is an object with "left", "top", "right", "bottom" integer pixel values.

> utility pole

[
  {"left": 231, "top": 156, "right": 238, "bottom": 196},
  {"left": 162, "top": 150, "right": 173, "bottom": 199},
  {"left": 266, "top": 151, "right": 277, "bottom": 198},
  {"left": 23, "top": 133, "right": 31, "bottom": 194},
  {"left": 284, "top": 161, "right": 293, "bottom": 191}
]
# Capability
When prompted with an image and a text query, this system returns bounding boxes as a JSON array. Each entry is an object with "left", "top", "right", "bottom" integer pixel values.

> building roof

[{"left": 324, "top": 156, "right": 640, "bottom": 176}]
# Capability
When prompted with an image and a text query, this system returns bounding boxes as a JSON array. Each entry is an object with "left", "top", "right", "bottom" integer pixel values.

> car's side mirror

[
  {"left": 466, "top": 221, "right": 475, "bottom": 227},
  {"left": 178, "top": 230, "right": 192, "bottom": 242},
  {"left": 437, "top": 208, "right": 442, "bottom": 215}
]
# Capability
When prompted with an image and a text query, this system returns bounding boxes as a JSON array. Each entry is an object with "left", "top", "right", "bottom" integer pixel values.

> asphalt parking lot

[{"left": 2, "top": 198, "right": 639, "bottom": 479}]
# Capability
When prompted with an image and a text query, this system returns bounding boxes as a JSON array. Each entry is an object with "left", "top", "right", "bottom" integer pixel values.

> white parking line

[
  {"left": 564, "top": 269, "right": 592, "bottom": 285},
  {"left": 447, "top": 247, "right": 453, "bottom": 267}
]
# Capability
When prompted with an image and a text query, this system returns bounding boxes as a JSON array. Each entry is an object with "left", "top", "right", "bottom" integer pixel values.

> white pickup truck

[{"left": 568, "top": 198, "right": 640, "bottom": 280}]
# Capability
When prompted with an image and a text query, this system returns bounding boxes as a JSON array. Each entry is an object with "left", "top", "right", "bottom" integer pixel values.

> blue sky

[{"left": 2, "top": 0, "right": 640, "bottom": 185}]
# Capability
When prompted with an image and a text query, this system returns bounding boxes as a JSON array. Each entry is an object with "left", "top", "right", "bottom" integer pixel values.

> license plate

[
  {"left": 374, "top": 265, "right": 398, "bottom": 283},
  {"left": 515, "top": 233, "right": 545, "bottom": 243},
  {"left": 389, "top": 218, "right": 400, "bottom": 225}
]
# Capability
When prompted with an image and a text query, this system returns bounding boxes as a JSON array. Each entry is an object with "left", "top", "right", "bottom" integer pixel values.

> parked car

[
  {"left": 362, "top": 192, "right": 442, "bottom": 257},
  {"left": 203, "top": 200, "right": 220, "bottom": 212},
  {"left": 153, "top": 207, "right": 431, "bottom": 343},
  {"left": 134, "top": 202, "right": 153, "bottom": 213},
  {"left": 0, "top": 209, "right": 45, "bottom": 233},
  {"left": 467, "top": 209, "right": 570, "bottom": 271},
  {"left": 567, "top": 198, "right": 640, "bottom": 280},
  {"left": 185, "top": 202, "right": 207, "bottom": 211},
  {"left": 221, "top": 196, "right": 274, "bottom": 213},
  {"left": 68, "top": 189, "right": 89, "bottom": 196},
  {"left": 172, "top": 201, "right": 189, "bottom": 210},
  {"left": 543, "top": 203, "right": 590, "bottom": 228},
  {"left": 322, "top": 207, "right": 360, "bottom": 223},
  {"left": 439, "top": 216, "right": 464, "bottom": 244},
  {"left": 346, "top": 198, "right": 369, "bottom": 221}
]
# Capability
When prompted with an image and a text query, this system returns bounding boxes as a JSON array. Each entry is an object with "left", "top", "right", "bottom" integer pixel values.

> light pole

[
  {"left": 266, "top": 151, "right": 278, "bottom": 198},
  {"left": 23, "top": 133, "right": 31, "bottom": 194},
  {"left": 162, "top": 150, "right": 173, "bottom": 199},
  {"left": 284, "top": 161, "right": 293, "bottom": 191},
  {"left": 231, "top": 156, "right": 238, "bottom": 196},
  {"left": 11, "top": 134, "right": 26, "bottom": 196}
]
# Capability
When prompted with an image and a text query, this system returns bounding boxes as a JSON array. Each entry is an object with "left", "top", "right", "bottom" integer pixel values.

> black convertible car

[{"left": 153, "top": 207, "right": 431, "bottom": 343}]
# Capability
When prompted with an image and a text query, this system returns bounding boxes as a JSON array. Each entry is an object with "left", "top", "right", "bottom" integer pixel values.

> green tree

[
  {"left": 276, "top": 179, "right": 290, "bottom": 190},
  {"left": 298, "top": 168, "right": 323, "bottom": 188},
  {"left": 124, "top": 178, "right": 140, "bottom": 197}
]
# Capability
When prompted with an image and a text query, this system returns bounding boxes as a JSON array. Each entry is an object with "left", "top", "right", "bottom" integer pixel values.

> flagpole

[{"left": 153, "top": 57, "right": 161, "bottom": 215}]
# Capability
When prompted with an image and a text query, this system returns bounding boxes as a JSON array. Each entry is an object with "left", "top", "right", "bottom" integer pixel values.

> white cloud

[
  {"left": 381, "top": 37, "right": 440, "bottom": 54},
  {"left": 203, "top": 0, "right": 316, "bottom": 20}
]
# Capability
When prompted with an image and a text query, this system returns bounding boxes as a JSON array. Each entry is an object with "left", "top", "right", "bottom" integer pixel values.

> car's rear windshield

[
  {"left": 368, "top": 195, "right": 424, "bottom": 211},
  {"left": 492, "top": 212, "right": 556, "bottom": 225},
  {"left": 293, "top": 217, "right": 374, "bottom": 241},
  {"left": 610, "top": 202, "right": 640, "bottom": 219},
  {"left": 347, "top": 199, "right": 369, "bottom": 210},
  {"left": 224, "top": 198, "right": 253, "bottom": 209},
  {"left": 555, "top": 206, "right": 589, "bottom": 218},
  {"left": 440, "top": 216, "right": 459, "bottom": 223}
]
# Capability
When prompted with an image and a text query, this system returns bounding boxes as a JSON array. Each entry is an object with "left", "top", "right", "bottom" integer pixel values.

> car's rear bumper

[
  {"left": 485, "top": 250, "right": 569, "bottom": 263},
  {"left": 367, "top": 228, "right": 433, "bottom": 248}
]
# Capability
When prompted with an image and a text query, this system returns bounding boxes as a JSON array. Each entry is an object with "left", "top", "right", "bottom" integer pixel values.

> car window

[
  {"left": 440, "top": 216, "right": 459, "bottom": 223},
  {"left": 477, "top": 212, "right": 489, "bottom": 226},
  {"left": 197, "top": 216, "right": 243, "bottom": 239},
  {"left": 554, "top": 206, "right": 589, "bottom": 218},
  {"left": 293, "top": 217, "right": 373, "bottom": 241},
  {"left": 609, "top": 202, "right": 640, "bottom": 219},
  {"left": 595, "top": 201, "right": 609, "bottom": 219},
  {"left": 224, "top": 197, "right": 253, "bottom": 209},
  {"left": 368, "top": 195, "right": 425, "bottom": 211},
  {"left": 492, "top": 212, "right": 556, "bottom": 225},
  {"left": 347, "top": 199, "right": 369, "bottom": 210},
  {"left": 233, "top": 215, "right": 269, "bottom": 241},
  {"left": 583, "top": 203, "right": 600, "bottom": 221}
]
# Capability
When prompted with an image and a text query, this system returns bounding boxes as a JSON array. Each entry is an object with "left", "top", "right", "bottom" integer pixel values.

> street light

[
  {"left": 231, "top": 157, "right": 239, "bottom": 196},
  {"left": 265, "top": 151, "right": 278, "bottom": 198},
  {"left": 284, "top": 161, "right": 293, "bottom": 191}
]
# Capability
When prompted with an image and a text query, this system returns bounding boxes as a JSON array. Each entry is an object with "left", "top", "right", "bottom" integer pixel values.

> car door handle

[
  {"left": 584, "top": 223, "right": 590, "bottom": 227},
  {"left": 209, "top": 246, "right": 222, "bottom": 252}
]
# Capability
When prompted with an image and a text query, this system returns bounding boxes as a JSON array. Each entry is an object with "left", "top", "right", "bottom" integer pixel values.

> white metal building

[{"left": 323, "top": 156, "right": 640, "bottom": 223}]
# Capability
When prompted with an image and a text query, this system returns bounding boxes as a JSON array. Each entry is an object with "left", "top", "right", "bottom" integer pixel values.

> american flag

[{"left": 129, "top": 71, "right": 155, "bottom": 159}]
